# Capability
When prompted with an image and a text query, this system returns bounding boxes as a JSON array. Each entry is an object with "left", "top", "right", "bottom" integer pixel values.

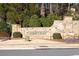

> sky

[{"left": 0, "top": 0, "right": 79, "bottom": 3}]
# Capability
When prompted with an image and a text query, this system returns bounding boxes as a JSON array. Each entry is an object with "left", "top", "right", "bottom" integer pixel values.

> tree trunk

[
  {"left": 68, "top": 3, "right": 71, "bottom": 11},
  {"left": 40, "top": 3, "right": 45, "bottom": 16},
  {"left": 55, "top": 3, "right": 59, "bottom": 16},
  {"left": 50, "top": 3, "right": 53, "bottom": 14}
]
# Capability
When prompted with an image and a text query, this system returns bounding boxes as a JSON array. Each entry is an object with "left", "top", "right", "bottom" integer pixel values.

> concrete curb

[
  {"left": 0, "top": 48, "right": 36, "bottom": 50},
  {"left": 36, "top": 47, "right": 78, "bottom": 49},
  {"left": 0, "top": 47, "right": 79, "bottom": 50}
]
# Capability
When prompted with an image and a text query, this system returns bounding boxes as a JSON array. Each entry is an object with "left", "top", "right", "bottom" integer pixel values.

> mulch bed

[
  {"left": 0, "top": 32, "right": 10, "bottom": 41},
  {"left": 0, "top": 32, "right": 10, "bottom": 37}
]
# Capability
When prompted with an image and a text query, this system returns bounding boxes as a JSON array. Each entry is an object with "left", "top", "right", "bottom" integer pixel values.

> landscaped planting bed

[
  {"left": 64, "top": 38, "right": 79, "bottom": 43},
  {"left": 0, "top": 32, "right": 10, "bottom": 41},
  {"left": 13, "top": 32, "right": 22, "bottom": 38},
  {"left": 53, "top": 33, "right": 62, "bottom": 39}
]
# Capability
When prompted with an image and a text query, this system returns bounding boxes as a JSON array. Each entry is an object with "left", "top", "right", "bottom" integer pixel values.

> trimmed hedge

[
  {"left": 53, "top": 33, "right": 62, "bottom": 39},
  {"left": 13, "top": 32, "right": 22, "bottom": 38}
]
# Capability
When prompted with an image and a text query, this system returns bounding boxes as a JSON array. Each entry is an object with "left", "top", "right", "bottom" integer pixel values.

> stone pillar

[
  {"left": 63, "top": 16, "right": 73, "bottom": 39},
  {"left": 11, "top": 24, "right": 21, "bottom": 38}
]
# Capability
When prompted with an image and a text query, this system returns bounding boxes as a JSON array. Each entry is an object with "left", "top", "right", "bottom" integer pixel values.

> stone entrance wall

[{"left": 12, "top": 16, "right": 79, "bottom": 39}]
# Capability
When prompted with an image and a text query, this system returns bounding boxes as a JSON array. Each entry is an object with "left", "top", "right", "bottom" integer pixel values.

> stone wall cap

[{"left": 64, "top": 16, "right": 73, "bottom": 21}]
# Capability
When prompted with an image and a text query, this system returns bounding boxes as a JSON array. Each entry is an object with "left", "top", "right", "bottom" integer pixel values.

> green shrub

[
  {"left": 47, "top": 14, "right": 61, "bottom": 20},
  {"left": 22, "top": 14, "right": 61, "bottom": 27},
  {"left": 13, "top": 32, "right": 22, "bottom": 38},
  {"left": 73, "top": 15, "right": 79, "bottom": 20},
  {"left": 29, "top": 15, "right": 41, "bottom": 27},
  {"left": 22, "top": 16, "right": 30, "bottom": 27},
  {"left": 40, "top": 14, "right": 60, "bottom": 27},
  {"left": 65, "top": 10, "right": 73, "bottom": 16},
  {"left": 78, "top": 34, "right": 79, "bottom": 39},
  {"left": 40, "top": 17, "right": 53, "bottom": 27},
  {"left": 53, "top": 33, "right": 62, "bottom": 39},
  {"left": 0, "top": 21, "right": 11, "bottom": 33}
]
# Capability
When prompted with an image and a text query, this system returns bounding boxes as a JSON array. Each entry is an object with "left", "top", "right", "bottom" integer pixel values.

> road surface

[{"left": 0, "top": 48, "right": 79, "bottom": 56}]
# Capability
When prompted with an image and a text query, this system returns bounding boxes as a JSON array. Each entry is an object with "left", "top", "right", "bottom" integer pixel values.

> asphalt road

[{"left": 0, "top": 48, "right": 79, "bottom": 56}]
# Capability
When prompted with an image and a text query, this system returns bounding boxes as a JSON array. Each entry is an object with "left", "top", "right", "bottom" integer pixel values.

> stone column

[
  {"left": 11, "top": 24, "right": 21, "bottom": 38},
  {"left": 63, "top": 16, "right": 73, "bottom": 39}
]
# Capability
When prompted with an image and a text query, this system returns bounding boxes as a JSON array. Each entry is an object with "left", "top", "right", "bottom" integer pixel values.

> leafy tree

[
  {"left": 0, "top": 3, "right": 77, "bottom": 26},
  {"left": 0, "top": 4, "right": 8, "bottom": 22},
  {"left": 6, "top": 11, "right": 18, "bottom": 24}
]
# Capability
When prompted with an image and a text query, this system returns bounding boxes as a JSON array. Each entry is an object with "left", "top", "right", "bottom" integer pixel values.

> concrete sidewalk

[{"left": 0, "top": 39, "right": 79, "bottom": 49}]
